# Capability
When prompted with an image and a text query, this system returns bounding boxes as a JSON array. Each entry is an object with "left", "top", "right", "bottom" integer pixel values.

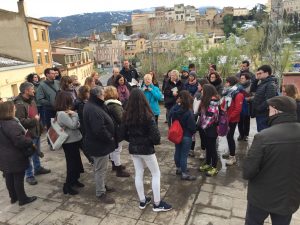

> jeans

[
  {"left": 62, "top": 141, "right": 84, "bottom": 185},
  {"left": 131, "top": 154, "right": 161, "bottom": 204},
  {"left": 245, "top": 203, "right": 292, "bottom": 225},
  {"left": 25, "top": 137, "right": 41, "bottom": 178},
  {"left": 206, "top": 137, "right": 218, "bottom": 168},
  {"left": 226, "top": 122, "right": 238, "bottom": 156},
  {"left": 93, "top": 155, "right": 109, "bottom": 197},
  {"left": 175, "top": 136, "right": 192, "bottom": 173},
  {"left": 238, "top": 114, "right": 250, "bottom": 137},
  {"left": 256, "top": 115, "right": 269, "bottom": 132},
  {"left": 5, "top": 171, "right": 27, "bottom": 202}
]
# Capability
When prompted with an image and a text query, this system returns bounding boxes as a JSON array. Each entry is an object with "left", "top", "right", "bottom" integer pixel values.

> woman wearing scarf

[
  {"left": 208, "top": 72, "right": 224, "bottom": 96},
  {"left": 220, "top": 76, "right": 244, "bottom": 166},
  {"left": 184, "top": 71, "right": 199, "bottom": 97},
  {"left": 114, "top": 75, "right": 130, "bottom": 108}
]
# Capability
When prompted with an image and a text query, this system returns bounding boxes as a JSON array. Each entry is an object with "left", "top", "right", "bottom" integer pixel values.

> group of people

[{"left": 1, "top": 59, "right": 300, "bottom": 224}]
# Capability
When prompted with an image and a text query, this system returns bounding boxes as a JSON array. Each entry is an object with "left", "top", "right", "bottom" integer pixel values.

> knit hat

[
  {"left": 181, "top": 66, "right": 189, "bottom": 72},
  {"left": 189, "top": 71, "right": 197, "bottom": 78},
  {"left": 267, "top": 96, "right": 297, "bottom": 113}
]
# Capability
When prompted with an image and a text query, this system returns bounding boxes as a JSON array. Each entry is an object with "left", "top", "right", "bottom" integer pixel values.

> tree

[{"left": 223, "top": 15, "right": 234, "bottom": 37}]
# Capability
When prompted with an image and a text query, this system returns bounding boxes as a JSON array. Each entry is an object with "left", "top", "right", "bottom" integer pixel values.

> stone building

[{"left": 284, "top": 0, "right": 300, "bottom": 14}]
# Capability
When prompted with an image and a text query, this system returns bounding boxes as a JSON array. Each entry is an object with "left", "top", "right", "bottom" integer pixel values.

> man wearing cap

[{"left": 243, "top": 96, "right": 300, "bottom": 225}]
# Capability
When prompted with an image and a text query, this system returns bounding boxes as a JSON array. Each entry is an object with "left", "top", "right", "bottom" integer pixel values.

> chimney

[{"left": 18, "top": 0, "right": 27, "bottom": 17}]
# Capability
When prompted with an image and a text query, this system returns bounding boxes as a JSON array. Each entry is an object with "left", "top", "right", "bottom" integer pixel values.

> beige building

[
  {"left": 284, "top": 0, "right": 300, "bottom": 14},
  {"left": 0, "top": 0, "right": 52, "bottom": 76},
  {"left": 233, "top": 8, "right": 249, "bottom": 17},
  {"left": 52, "top": 46, "right": 94, "bottom": 85},
  {"left": 0, "top": 55, "right": 35, "bottom": 100},
  {"left": 268, "top": 0, "right": 284, "bottom": 19},
  {"left": 124, "top": 38, "right": 147, "bottom": 58}
]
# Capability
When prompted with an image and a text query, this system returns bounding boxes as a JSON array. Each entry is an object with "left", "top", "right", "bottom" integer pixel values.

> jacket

[
  {"left": 14, "top": 94, "right": 42, "bottom": 138},
  {"left": 56, "top": 111, "right": 82, "bottom": 144},
  {"left": 120, "top": 66, "right": 139, "bottom": 83},
  {"left": 163, "top": 79, "right": 184, "bottom": 109},
  {"left": 169, "top": 104, "right": 196, "bottom": 138},
  {"left": 199, "top": 98, "right": 219, "bottom": 138},
  {"left": 0, "top": 119, "right": 32, "bottom": 173},
  {"left": 36, "top": 79, "right": 60, "bottom": 110},
  {"left": 227, "top": 92, "right": 244, "bottom": 123},
  {"left": 107, "top": 75, "right": 116, "bottom": 86},
  {"left": 74, "top": 98, "right": 86, "bottom": 136},
  {"left": 209, "top": 78, "right": 224, "bottom": 96},
  {"left": 243, "top": 113, "right": 300, "bottom": 215},
  {"left": 105, "top": 99, "right": 123, "bottom": 145},
  {"left": 83, "top": 95, "right": 115, "bottom": 157},
  {"left": 122, "top": 118, "right": 160, "bottom": 155},
  {"left": 184, "top": 81, "right": 198, "bottom": 96},
  {"left": 251, "top": 76, "right": 277, "bottom": 116},
  {"left": 142, "top": 84, "right": 162, "bottom": 116}
]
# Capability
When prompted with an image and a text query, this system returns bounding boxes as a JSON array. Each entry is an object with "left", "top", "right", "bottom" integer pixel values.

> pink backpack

[{"left": 217, "top": 110, "right": 229, "bottom": 136}]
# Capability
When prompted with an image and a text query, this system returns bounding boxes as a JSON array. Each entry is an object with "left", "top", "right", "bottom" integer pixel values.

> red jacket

[{"left": 227, "top": 92, "right": 244, "bottom": 123}]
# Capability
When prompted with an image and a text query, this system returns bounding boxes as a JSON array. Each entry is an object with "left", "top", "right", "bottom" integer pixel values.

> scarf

[
  {"left": 220, "top": 84, "right": 243, "bottom": 111},
  {"left": 117, "top": 85, "right": 130, "bottom": 103}
]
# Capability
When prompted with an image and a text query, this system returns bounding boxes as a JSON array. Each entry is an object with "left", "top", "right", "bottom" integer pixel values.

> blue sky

[{"left": 0, "top": 0, "right": 268, "bottom": 18}]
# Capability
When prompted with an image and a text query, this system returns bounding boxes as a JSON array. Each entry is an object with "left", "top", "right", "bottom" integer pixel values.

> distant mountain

[
  {"left": 47, "top": 11, "right": 132, "bottom": 40},
  {"left": 45, "top": 7, "right": 221, "bottom": 40}
]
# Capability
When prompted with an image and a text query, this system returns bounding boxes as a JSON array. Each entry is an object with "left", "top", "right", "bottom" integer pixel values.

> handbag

[{"left": 47, "top": 117, "right": 69, "bottom": 150}]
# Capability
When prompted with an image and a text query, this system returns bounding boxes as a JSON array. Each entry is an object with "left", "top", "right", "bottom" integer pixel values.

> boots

[
  {"left": 116, "top": 166, "right": 130, "bottom": 177},
  {"left": 111, "top": 161, "right": 126, "bottom": 171}
]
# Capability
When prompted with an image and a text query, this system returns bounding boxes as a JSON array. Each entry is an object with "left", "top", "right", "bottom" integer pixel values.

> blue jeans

[
  {"left": 25, "top": 138, "right": 41, "bottom": 178},
  {"left": 174, "top": 136, "right": 192, "bottom": 173},
  {"left": 256, "top": 115, "right": 269, "bottom": 132}
]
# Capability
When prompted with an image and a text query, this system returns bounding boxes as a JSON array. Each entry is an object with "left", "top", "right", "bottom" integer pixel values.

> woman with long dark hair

[
  {"left": 55, "top": 91, "right": 84, "bottom": 195},
  {"left": 169, "top": 90, "right": 196, "bottom": 180},
  {"left": 199, "top": 84, "right": 220, "bottom": 177},
  {"left": 122, "top": 89, "right": 172, "bottom": 212},
  {"left": 208, "top": 72, "right": 223, "bottom": 96}
]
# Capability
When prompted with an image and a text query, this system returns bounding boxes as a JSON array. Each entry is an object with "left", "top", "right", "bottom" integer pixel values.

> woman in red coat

[{"left": 220, "top": 76, "right": 244, "bottom": 166}]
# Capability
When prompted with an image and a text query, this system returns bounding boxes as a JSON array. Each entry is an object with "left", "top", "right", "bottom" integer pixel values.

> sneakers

[
  {"left": 181, "top": 173, "right": 196, "bottom": 181},
  {"left": 35, "top": 167, "right": 51, "bottom": 176},
  {"left": 98, "top": 193, "right": 115, "bottom": 204},
  {"left": 225, "top": 156, "right": 237, "bottom": 166},
  {"left": 206, "top": 167, "right": 218, "bottom": 177},
  {"left": 199, "top": 164, "right": 211, "bottom": 172},
  {"left": 153, "top": 200, "right": 172, "bottom": 212},
  {"left": 222, "top": 152, "right": 230, "bottom": 159},
  {"left": 199, "top": 150, "right": 206, "bottom": 160},
  {"left": 26, "top": 176, "right": 38, "bottom": 185},
  {"left": 139, "top": 196, "right": 152, "bottom": 209}
]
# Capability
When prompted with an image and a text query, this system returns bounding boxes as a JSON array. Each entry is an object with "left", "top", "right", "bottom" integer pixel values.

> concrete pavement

[{"left": 0, "top": 107, "right": 299, "bottom": 225}]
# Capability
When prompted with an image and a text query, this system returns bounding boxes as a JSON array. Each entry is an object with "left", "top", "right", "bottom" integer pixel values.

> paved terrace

[{"left": 0, "top": 107, "right": 299, "bottom": 225}]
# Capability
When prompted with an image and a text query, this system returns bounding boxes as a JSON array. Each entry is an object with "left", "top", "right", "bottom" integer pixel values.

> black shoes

[
  {"left": 10, "top": 198, "right": 18, "bottom": 204},
  {"left": 35, "top": 167, "right": 51, "bottom": 176},
  {"left": 19, "top": 196, "right": 37, "bottom": 206},
  {"left": 72, "top": 181, "right": 85, "bottom": 188},
  {"left": 63, "top": 184, "right": 78, "bottom": 195}
]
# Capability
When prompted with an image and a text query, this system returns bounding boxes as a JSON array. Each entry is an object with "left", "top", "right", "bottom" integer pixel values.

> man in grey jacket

[
  {"left": 36, "top": 68, "right": 60, "bottom": 150},
  {"left": 243, "top": 96, "right": 300, "bottom": 225}
]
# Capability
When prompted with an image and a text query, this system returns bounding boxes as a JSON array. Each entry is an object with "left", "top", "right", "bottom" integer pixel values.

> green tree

[{"left": 223, "top": 15, "right": 234, "bottom": 37}]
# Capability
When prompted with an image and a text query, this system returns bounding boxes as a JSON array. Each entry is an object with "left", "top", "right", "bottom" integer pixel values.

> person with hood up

[
  {"left": 184, "top": 71, "right": 199, "bottom": 97},
  {"left": 208, "top": 72, "right": 223, "bottom": 96},
  {"left": 169, "top": 90, "right": 197, "bottom": 181}
]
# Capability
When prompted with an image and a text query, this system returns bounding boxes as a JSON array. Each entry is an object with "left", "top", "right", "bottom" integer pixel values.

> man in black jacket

[
  {"left": 83, "top": 86, "right": 115, "bottom": 204},
  {"left": 120, "top": 60, "right": 139, "bottom": 84},
  {"left": 243, "top": 96, "right": 300, "bottom": 225},
  {"left": 250, "top": 65, "right": 277, "bottom": 131}
]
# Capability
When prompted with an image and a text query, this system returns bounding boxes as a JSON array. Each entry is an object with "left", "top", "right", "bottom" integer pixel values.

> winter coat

[
  {"left": 251, "top": 76, "right": 277, "bottom": 116},
  {"left": 227, "top": 92, "right": 244, "bottom": 123},
  {"left": 243, "top": 112, "right": 300, "bottom": 215},
  {"left": 0, "top": 119, "right": 32, "bottom": 173},
  {"left": 107, "top": 75, "right": 116, "bottom": 86},
  {"left": 184, "top": 81, "right": 198, "bottom": 96},
  {"left": 121, "top": 118, "right": 160, "bottom": 155},
  {"left": 105, "top": 99, "right": 123, "bottom": 146},
  {"left": 74, "top": 98, "right": 86, "bottom": 136},
  {"left": 83, "top": 95, "right": 115, "bottom": 157},
  {"left": 14, "top": 94, "right": 42, "bottom": 138},
  {"left": 199, "top": 98, "right": 219, "bottom": 138},
  {"left": 56, "top": 111, "right": 82, "bottom": 144},
  {"left": 120, "top": 66, "right": 139, "bottom": 83},
  {"left": 209, "top": 79, "right": 224, "bottom": 96},
  {"left": 163, "top": 80, "right": 184, "bottom": 109},
  {"left": 169, "top": 104, "right": 196, "bottom": 138},
  {"left": 142, "top": 84, "right": 162, "bottom": 116},
  {"left": 36, "top": 79, "right": 60, "bottom": 110}
]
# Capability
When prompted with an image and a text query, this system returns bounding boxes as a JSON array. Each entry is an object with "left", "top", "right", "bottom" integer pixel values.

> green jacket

[{"left": 36, "top": 80, "right": 60, "bottom": 110}]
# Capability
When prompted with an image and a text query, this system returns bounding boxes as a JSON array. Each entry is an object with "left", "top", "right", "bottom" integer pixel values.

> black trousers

[
  {"left": 245, "top": 203, "right": 292, "bottom": 225},
  {"left": 5, "top": 171, "right": 27, "bottom": 202},
  {"left": 155, "top": 115, "right": 159, "bottom": 125},
  {"left": 62, "top": 141, "right": 84, "bottom": 185},
  {"left": 238, "top": 114, "right": 250, "bottom": 138},
  {"left": 205, "top": 137, "right": 218, "bottom": 168},
  {"left": 226, "top": 122, "right": 237, "bottom": 156},
  {"left": 191, "top": 129, "right": 206, "bottom": 151}
]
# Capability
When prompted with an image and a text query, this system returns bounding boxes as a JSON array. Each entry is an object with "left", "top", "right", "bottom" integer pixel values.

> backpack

[
  {"left": 168, "top": 120, "right": 183, "bottom": 144},
  {"left": 217, "top": 109, "right": 229, "bottom": 137}
]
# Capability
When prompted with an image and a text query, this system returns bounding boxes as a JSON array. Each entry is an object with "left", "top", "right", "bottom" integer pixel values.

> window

[
  {"left": 44, "top": 52, "right": 49, "bottom": 64},
  {"left": 33, "top": 28, "right": 39, "bottom": 41},
  {"left": 37, "top": 52, "right": 42, "bottom": 64},
  {"left": 41, "top": 29, "right": 47, "bottom": 41}
]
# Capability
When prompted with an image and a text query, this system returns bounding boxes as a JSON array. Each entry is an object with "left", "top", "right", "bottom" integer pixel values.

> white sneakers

[{"left": 225, "top": 156, "right": 237, "bottom": 166}]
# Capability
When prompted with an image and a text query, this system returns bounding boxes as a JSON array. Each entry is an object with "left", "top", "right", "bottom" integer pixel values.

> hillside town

[{"left": 1, "top": 0, "right": 300, "bottom": 225}]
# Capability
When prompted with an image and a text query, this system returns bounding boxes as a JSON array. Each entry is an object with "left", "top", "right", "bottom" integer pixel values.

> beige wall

[
  {"left": 0, "top": 65, "right": 36, "bottom": 100},
  {"left": 67, "top": 62, "right": 94, "bottom": 86},
  {"left": 0, "top": 10, "right": 33, "bottom": 62}
]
